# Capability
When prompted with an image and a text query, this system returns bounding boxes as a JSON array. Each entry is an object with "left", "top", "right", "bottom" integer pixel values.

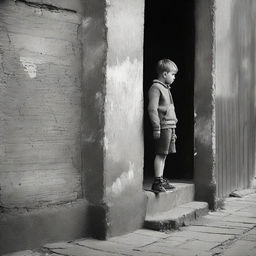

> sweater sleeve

[{"left": 148, "top": 86, "right": 161, "bottom": 131}]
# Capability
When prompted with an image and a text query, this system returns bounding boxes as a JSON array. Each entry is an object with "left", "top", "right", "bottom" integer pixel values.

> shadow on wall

[{"left": 87, "top": 204, "right": 108, "bottom": 240}]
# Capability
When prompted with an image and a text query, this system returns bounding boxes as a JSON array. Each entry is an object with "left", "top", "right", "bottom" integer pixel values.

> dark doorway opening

[{"left": 143, "top": 0, "right": 195, "bottom": 180}]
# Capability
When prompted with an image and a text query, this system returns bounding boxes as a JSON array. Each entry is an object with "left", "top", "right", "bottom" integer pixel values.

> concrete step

[
  {"left": 144, "top": 180, "right": 195, "bottom": 216},
  {"left": 144, "top": 201, "right": 209, "bottom": 231}
]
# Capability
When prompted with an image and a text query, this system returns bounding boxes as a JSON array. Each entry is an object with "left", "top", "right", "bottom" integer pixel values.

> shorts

[{"left": 155, "top": 128, "right": 176, "bottom": 155}]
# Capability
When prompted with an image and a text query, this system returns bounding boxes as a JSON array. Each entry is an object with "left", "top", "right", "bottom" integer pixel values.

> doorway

[{"left": 143, "top": 0, "right": 195, "bottom": 180}]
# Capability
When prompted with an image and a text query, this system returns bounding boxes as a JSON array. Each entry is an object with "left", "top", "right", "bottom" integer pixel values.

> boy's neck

[
  {"left": 154, "top": 78, "right": 170, "bottom": 88},
  {"left": 157, "top": 77, "right": 166, "bottom": 84}
]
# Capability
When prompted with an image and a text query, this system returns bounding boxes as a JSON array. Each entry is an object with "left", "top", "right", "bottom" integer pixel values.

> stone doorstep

[
  {"left": 144, "top": 181, "right": 195, "bottom": 216},
  {"left": 144, "top": 201, "right": 209, "bottom": 231}
]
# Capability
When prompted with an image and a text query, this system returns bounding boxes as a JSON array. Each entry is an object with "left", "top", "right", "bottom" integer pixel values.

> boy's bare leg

[{"left": 154, "top": 154, "right": 167, "bottom": 178}]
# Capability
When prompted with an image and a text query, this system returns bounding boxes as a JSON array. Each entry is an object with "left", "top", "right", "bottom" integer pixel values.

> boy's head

[{"left": 156, "top": 59, "right": 178, "bottom": 85}]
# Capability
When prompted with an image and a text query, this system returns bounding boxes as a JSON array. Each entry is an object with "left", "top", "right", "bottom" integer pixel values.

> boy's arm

[{"left": 148, "top": 87, "right": 161, "bottom": 138}]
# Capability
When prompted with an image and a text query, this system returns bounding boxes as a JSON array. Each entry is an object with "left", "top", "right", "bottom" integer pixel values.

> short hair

[{"left": 156, "top": 59, "right": 178, "bottom": 75}]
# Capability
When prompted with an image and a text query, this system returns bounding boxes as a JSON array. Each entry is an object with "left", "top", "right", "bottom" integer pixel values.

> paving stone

[
  {"left": 225, "top": 200, "right": 256, "bottom": 206},
  {"left": 153, "top": 240, "right": 186, "bottom": 247},
  {"left": 119, "top": 249, "right": 176, "bottom": 256},
  {"left": 137, "top": 244, "right": 186, "bottom": 255},
  {"left": 109, "top": 232, "right": 161, "bottom": 247},
  {"left": 208, "top": 211, "right": 231, "bottom": 217},
  {"left": 168, "top": 230, "right": 234, "bottom": 243},
  {"left": 240, "top": 233, "right": 256, "bottom": 241},
  {"left": 221, "top": 239, "right": 256, "bottom": 256},
  {"left": 133, "top": 229, "right": 172, "bottom": 238},
  {"left": 138, "top": 240, "right": 186, "bottom": 255},
  {"left": 232, "top": 210, "right": 256, "bottom": 218},
  {"left": 243, "top": 205, "right": 256, "bottom": 211},
  {"left": 177, "top": 239, "right": 219, "bottom": 251},
  {"left": 191, "top": 216, "right": 253, "bottom": 229},
  {"left": 246, "top": 228, "right": 256, "bottom": 235},
  {"left": 181, "top": 225, "right": 244, "bottom": 235},
  {"left": 47, "top": 244, "right": 115, "bottom": 256},
  {"left": 221, "top": 215, "right": 256, "bottom": 224},
  {"left": 135, "top": 246, "right": 212, "bottom": 256},
  {"left": 74, "top": 239, "right": 136, "bottom": 255},
  {"left": 221, "top": 205, "right": 247, "bottom": 212},
  {"left": 161, "top": 234, "right": 191, "bottom": 242},
  {"left": 44, "top": 242, "right": 73, "bottom": 249},
  {"left": 3, "top": 250, "right": 43, "bottom": 256}
]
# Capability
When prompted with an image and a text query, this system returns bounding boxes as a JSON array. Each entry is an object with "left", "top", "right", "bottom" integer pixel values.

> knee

[{"left": 156, "top": 154, "right": 167, "bottom": 161}]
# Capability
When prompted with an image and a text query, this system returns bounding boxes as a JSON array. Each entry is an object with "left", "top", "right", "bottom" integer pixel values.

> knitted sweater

[{"left": 148, "top": 79, "right": 178, "bottom": 131}]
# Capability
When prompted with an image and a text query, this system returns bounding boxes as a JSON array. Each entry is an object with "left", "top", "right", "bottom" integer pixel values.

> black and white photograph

[{"left": 0, "top": 0, "right": 256, "bottom": 255}]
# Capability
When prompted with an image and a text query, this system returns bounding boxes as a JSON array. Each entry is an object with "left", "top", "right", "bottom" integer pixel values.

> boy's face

[{"left": 163, "top": 70, "right": 176, "bottom": 85}]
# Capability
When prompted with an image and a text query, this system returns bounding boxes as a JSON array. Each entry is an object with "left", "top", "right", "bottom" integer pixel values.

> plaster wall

[
  {"left": 80, "top": 0, "right": 108, "bottom": 238},
  {"left": 0, "top": 0, "right": 146, "bottom": 251},
  {"left": 0, "top": 0, "right": 82, "bottom": 209},
  {"left": 104, "top": 0, "right": 146, "bottom": 237},
  {"left": 0, "top": 1, "right": 88, "bottom": 253},
  {"left": 194, "top": 0, "right": 216, "bottom": 209}
]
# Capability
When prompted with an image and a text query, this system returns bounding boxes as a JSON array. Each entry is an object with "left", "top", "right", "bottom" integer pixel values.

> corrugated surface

[{"left": 215, "top": 0, "right": 256, "bottom": 198}]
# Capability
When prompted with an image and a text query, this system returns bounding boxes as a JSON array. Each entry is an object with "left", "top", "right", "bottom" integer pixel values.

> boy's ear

[{"left": 162, "top": 71, "right": 167, "bottom": 78}]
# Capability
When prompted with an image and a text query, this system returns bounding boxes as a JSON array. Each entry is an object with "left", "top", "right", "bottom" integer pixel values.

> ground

[{"left": 5, "top": 193, "right": 256, "bottom": 256}]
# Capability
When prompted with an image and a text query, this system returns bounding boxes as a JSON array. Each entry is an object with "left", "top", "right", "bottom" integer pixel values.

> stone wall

[
  {"left": 0, "top": 0, "right": 86, "bottom": 253},
  {"left": 0, "top": 0, "right": 146, "bottom": 253},
  {"left": 0, "top": 0, "right": 82, "bottom": 209},
  {"left": 80, "top": 0, "right": 146, "bottom": 239},
  {"left": 104, "top": 0, "right": 146, "bottom": 237},
  {"left": 194, "top": 0, "right": 216, "bottom": 209}
]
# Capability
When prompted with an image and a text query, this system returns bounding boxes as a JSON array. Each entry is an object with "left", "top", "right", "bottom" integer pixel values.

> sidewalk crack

[
  {"left": 71, "top": 242, "right": 133, "bottom": 256},
  {"left": 210, "top": 224, "right": 256, "bottom": 255}
]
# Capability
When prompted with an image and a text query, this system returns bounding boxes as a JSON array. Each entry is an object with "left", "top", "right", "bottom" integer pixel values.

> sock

[{"left": 155, "top": 177, "right": 162, "bottom": 182}]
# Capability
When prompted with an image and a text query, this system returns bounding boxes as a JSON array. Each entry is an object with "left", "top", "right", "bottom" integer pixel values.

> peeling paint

[
  {"left": 105, "top": 56, "right": 143, "bottom": 163},
  {"left": 106, "top": 162, "right": 135, "bottom": 197},
  {"left": 103, "top": 136, "right": 109, "bottom": 151},
  {"left": 106, "top": 57, "right": 143, "bottom": 124},
  {"left": 20, "top": 57, "right": 37, "bottom": 78},
  {"left": 95, "top": 92, "right": 104, "bottom": 109},
  {"left": 195, "top": 117, "right": 213, "bottom": 146}
]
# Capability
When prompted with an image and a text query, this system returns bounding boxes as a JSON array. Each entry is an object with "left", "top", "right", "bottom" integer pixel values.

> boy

[{"left": 148, "top": 59, "right": 178, "bottom": 192}]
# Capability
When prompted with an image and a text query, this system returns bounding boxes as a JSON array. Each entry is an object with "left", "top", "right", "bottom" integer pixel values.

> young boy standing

[{"left": 148, "top": 59, "right": 178, "bottom": 192}]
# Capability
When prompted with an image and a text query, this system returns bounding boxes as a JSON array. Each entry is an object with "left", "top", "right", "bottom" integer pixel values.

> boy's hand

[
  {"left": 171, "top": 134, "right": 177, "bottom": 141},
  {"left": 153, "top": 130, "right": 160, "bottom": 140}
]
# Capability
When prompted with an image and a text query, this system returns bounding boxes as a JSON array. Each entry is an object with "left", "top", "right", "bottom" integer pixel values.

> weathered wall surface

[
  {"left": 194, "top": 0, "right": 256, "bottom": 208},
  {"left": 0, "top": 200, "right": 88, "bottom": 254},
  {"left": 0, "top": 0, "right": 82, "bottom": 209},
  {"left": 80, "top": 0, "right": 108, "bottom": 238},
  {"left": 0, "top": 0, "right": 146, "bottom": 251},
  {"left": 194, "top": 0, "right": 216, "bottom": 209},
  {"left": 104, "top": 0, "right": 146, "bottom": 237},
  {"left": 215, "top": 0, "right": 256, "bottom": 198},
  {"left": 80, "top": 0, "right": 106, "bottom": 205},
  {"left": 0, "top": 0, "right": 87, "bottom": 253}
]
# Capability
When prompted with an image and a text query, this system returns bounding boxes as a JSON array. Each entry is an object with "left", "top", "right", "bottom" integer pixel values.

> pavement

[{"left": 5, "top": 193, "right": 256, "bottom": 256}]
